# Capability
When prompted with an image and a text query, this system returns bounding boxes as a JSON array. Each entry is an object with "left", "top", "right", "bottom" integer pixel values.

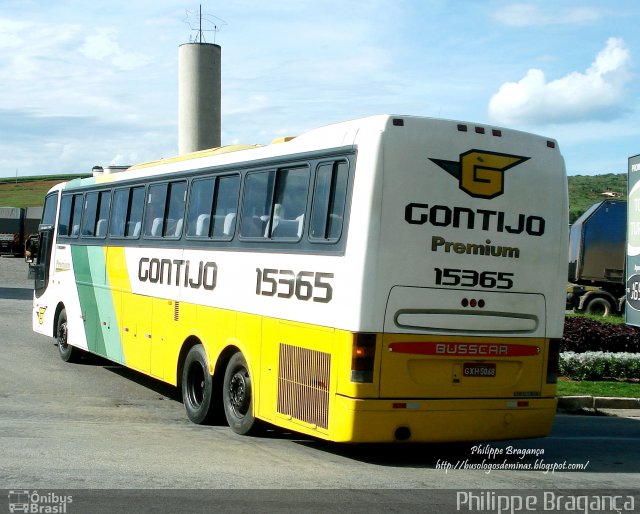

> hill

[
  {"left": 568, "top": 173, "right": 626, "bottom": 224},
  {"left": 0, "top": 175, "right": 89, "bottom": 208},
  {"left": 0, "top": 172, "right": 628, "bottom": 223}
]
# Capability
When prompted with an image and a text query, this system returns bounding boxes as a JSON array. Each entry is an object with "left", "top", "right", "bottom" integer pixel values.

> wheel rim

[
  {"left": 588, "top": 300, "right": 610, "bottom": 316},
  {"left": 186, "top": 362, "right": 206, "bottom": 408},
  {"left": 228, "top": 369, "right": 250, "bottom": 417},
  {"left": 57, "top": 321, "right": 68, "bottom": 350}
]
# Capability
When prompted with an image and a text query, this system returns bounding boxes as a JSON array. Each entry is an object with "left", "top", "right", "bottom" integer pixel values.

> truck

[
  {"left": 23, "top": 206, "right": 43, "bottom": 242},
  {"left": 23, "top": 206, "right": 43, "bottom": 262},
  {"left": 0, "top": 207, "right": 25, "bottom": 256},
  {"left": 567, "top": 200, "right": 626, "bottom": 316},
  {"left": 0, "top": 206, "right": 45, "bottom": 258}
]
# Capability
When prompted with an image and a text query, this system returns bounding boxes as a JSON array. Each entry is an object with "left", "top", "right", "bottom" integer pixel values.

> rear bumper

[{"left": 332, "top": 396, "right": 557, "bottom": 443}]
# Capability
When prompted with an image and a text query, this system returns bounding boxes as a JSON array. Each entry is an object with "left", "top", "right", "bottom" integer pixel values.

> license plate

[{"left": 463, "top": 363, "right": 496, "bottom": 377}]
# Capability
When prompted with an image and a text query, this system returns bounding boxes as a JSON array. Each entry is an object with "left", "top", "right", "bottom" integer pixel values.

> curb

[{"left": 557, "top": 396, "right": 640, "bottom": 411}]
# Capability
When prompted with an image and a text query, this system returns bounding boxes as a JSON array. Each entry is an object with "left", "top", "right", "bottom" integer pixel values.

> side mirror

[{"left": 25, "top": 235, "right": 39, "bottom": 264}]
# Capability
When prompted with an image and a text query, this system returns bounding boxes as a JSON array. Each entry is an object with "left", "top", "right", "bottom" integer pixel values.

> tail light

[
  {"left": 546, "top": 339, "right": 560, "bottom": 384},
  {"left": 351, "top": 333, "right": 376, "bottom": 383}
]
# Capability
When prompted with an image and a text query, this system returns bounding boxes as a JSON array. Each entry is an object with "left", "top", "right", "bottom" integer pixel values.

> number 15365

[
  {"left": 435, "top": 268, "right": 514, "bottom": 290},
  {"left": 256, "top": 268, "right": 334, "bottom": 303}
]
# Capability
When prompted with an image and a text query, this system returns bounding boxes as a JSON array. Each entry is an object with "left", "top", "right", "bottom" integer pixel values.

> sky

[{"left": 0, "top": 0, "right": 638, "bottom": 178}]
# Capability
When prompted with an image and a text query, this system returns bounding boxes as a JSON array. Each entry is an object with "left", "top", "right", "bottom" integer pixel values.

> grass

[
  {"left": 557, "top": 379, "right": 640, "bottom": 398},
  {"left": 0, "top": 180, "right": 60, "bottom": 207},
  {"left": 565, "top": 312, "right": 625, "bottom": 324},
  {"left": 0, "top": 174, "right": 90, "bottom": 208}
]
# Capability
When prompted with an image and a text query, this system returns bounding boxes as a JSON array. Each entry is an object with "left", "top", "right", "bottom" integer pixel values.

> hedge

[{"left": 559, "top": 351, "right": 640, "bottom": 381}]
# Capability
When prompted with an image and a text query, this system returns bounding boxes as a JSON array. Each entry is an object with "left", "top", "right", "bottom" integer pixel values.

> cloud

[
  {"left": 494, "top": 3, "right": 601, "bottom": 27},
  {"left": 80, "top": 28, "right": 152, "bottom": 70},
  {"left": 0, "top": 17, "right": 30, "bottom": 49},
  {"left": 488, "top": 38, "right": 632, "bottom": 125}
]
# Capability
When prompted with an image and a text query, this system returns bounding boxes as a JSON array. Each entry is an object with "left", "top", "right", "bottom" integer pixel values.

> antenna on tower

[{"left": 183, "top": 5, "right": 228, "bottom": 44}]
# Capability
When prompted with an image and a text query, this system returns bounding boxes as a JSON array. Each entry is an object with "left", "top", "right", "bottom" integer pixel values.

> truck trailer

[{"left": 567, "top": 200, "right": 625, "bottom": 316}]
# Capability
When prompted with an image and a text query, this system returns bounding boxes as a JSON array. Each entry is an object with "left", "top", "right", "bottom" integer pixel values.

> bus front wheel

[
  {"left": 223, "top": 352, "right": 261, "bottom": 435},
  {"left": 57, "top": 309, "right": 80, "bottom": 363},
  {"left": 182, "top": 345, "right": 214, "bottom": 424}
]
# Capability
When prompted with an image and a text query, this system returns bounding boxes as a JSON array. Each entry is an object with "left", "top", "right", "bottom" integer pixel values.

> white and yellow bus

[{"left": 32, "top": 115, "right": 568, "bottom": 443}]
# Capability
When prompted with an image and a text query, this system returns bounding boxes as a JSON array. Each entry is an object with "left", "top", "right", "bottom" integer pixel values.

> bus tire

[
  {"left": 56, "top": 309, "right": 80, "bottom": 363},
  {"left": 585, "top": 297, "right": 613, "bottom": 317},
  {"left": 182, "top": 344, "right": 215, "bottom": 424},
  {"left": 223, "top": 352, "right": 261, "bottom": 435}
]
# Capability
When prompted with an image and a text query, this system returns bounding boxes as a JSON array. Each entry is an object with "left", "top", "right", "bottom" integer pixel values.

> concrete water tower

[{"left": 178, "top": 7, "right": 223, "bottom": 154}]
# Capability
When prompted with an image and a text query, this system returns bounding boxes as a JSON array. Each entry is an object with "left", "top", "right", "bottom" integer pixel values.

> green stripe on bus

[{"left": 71, "top": 245, "right": 124, "bottom": 364}]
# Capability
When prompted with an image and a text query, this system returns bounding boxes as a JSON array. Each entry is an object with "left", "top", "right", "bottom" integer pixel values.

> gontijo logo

[{"left": 431, "top": 150, "right": 530, "bottom": 199}]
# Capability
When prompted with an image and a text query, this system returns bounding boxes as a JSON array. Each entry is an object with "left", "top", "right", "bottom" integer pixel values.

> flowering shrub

[
  {"left": 560, "top": 352, "right": 640, "bottom": 381},
  {"left": 561, "top": 317, "right": 640, "bottom": 353}
]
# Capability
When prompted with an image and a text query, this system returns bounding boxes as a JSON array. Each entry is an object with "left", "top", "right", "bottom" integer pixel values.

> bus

[{"left": 31, "top": 115, "right": 568, "bottom": 443}]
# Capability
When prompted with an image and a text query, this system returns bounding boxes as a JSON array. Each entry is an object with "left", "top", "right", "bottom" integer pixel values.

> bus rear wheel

[
  {"left": 57, "top": 309, "right": 80, "bottom": 363},
  {"left": 223, "top": 352, "right": 261, "bottom": 435},
  {"left": 182, "top": 344, "right": 214, "bottom": 424}
]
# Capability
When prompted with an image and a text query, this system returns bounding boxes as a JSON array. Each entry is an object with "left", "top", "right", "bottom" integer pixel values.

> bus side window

[
  {"left": 310, "top": 160, "right": 348, "bottom": 241},
  {"left": 269, "top": 167, "right": 309, "bottom": 240},
  {"left": 143, "top": 181, "right": 185, "bottom": 238},
  {"left": 144, "top": 184, "right": 168, "bottom": 238},
  {"left": 41, "top": 192, "right": 58, "bottom": 228},
  {"left": 187, "top": 178, "right": 215, "bottom": 237},
  {"left": 241, "top": 171, "right": 274, "bottom": 238},
  {"left": 112, "top": 186, "right": 145, "bottom": 238},
  {"left": 110, "top": 189, "right": 128, "bottom": 237},
  {"left": 82, "top": 192, "right": 99, "bottom": 237},
  {"left": 187, "top": 175, "right": 240, "bottom": 240},
  {"left": 57, "top": 195, "right": 73, "bottom": 237},
  {"left": 95, "top": 191, "right": 110, "bottom": 238},
  {"left": 212, "top": 175, "right": 240, "bottom": 238},
  {"left": 81, "top": 191, "right": 110, "bottom": 238},
  {"left": 165, "top": 181, "right": 187, "bottom": 238},
  {"left": 69, "top": 194, "right": 83, "bottom": 238},
  {"left": 127, "top": 187, "right": 145, "bottom": 238},
  {"left": 241, "top": 168, "right": 308, "bottom": 240}
]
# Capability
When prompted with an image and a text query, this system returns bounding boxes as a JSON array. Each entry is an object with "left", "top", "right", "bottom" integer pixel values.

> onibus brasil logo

[
  {"left": 430, "top": 150, "right": 530, "bottom": 199},
  {"left": 8, "top": 490, "right": 73, "bottom": 513}
]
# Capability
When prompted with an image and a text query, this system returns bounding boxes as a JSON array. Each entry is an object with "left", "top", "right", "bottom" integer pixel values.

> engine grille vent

[{"left": 277, "top": 343, "right": 330, "bottom": 430}]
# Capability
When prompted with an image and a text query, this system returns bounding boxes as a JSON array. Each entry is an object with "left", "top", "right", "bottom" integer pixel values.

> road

[{"left": 0, "top": 256, "right": 638, "bottom": 513}]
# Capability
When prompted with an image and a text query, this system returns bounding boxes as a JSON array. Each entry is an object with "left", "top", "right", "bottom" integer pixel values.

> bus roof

[{"left": 58, "top": 115, "right": 558, "bottom": 192}]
